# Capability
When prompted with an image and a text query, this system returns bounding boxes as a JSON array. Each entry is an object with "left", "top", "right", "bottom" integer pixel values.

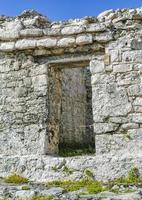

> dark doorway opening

[{"left": 47, "top": 61, "right": 95, "bottom": 156}]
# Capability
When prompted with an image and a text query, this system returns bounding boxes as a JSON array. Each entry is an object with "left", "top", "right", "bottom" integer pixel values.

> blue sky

[{"left": 0, "top": 0, "right": 142, "bottom": 21}]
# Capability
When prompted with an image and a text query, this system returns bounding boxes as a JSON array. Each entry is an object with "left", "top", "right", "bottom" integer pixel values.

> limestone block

[
  {"left": 92, "top": 85, "right": 132, "bottom": 118},
  {"left": 37, "top": 38, "right": 57, "bottom": 48},
  {"left": 44, "top": 28, "right": 61, "bottom": 36},
  {"left": 40, "top": 187, "right": 64, "bottom": 196},
  {"left": 15, "top": 39, "right": 37, "bottom": 49},
  {"left": 87, "top": 23, "right": 106, "bottom": 32},
  {"left": 20, "top": 29, "right": 43, "bottom": 37},
  {"left": 94, "top": 32, "right": 113, "bottom": 43},
  {"left": 91, "top": 73, "right": 115, "bottom": 84},
  {"left": 94, "top": 123, "right": 118, "bottom": 134},
  {"left": 15, "top": 190, "right": 35, "bottom": 200},
  {"left": 76, "top": 34, "right": 93, "bottom": 45},
  {"left": 0, "top": 29, "right": 19, "bottom": 40},
  {"left": 134, "top": 106, "right": 142, "bottom": 113},
  {"left": 0, "top": 42, "right": 15, "bottom": 51},
  {"left": 90, "top": 59, "right": 104, "bottom": 73},
  {"left": 121, "top": 123, "right": 139, "bottom": 130},
  {"left": 32, "top": 74, "right": 47, "bottom": 90},
  {"left": 113, "top": 64, "right": 133, "bottom": 73},
  {"left": 133, "top": 97, "right": 142, "bottom": 106},
  {"left": 4, "top": 21, "right": 23, "bottom": 31},
  {"left": 109, "top": 117, "right": 130, "bottom": 124},
  {"left": 30, "top": 64, "right": 47, "bottom": 76},
  {"left": 117, "top": 72, "right": 140, "bottom": 86},
  {"left": 23, "top": 18, "right": 39, "bottom": 27},
  {"left": 129, "top": 113, "right": 142, "bottom": 123},
  {"left": 110, "top": 50, "right": 120, "bottom": 62},
  {"left": 127, "top": 84, "right": 140, "bottom": 96},
  {"left": 95, "top": 129, "right": 142, "bottom": 154},
  {"left": 61, "top": 25, "right": 85, "bottom": 35},
  {"left": 57, "top": 37, "right": 75, "bottom": 47},
  {"left": 15, "top": 87, "right": 28, "bottom": 97},
  {"left": 122, "top": 50, "right": 142, "bottom": 62}
]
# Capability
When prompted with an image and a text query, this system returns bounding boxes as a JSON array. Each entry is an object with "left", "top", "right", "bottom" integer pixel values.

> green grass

[
  {"left": 4, "top": 173, "right": 29, "bottom": 184},
  {"left": 48, "top": 179, "right": 106, "bottom": 194},
  {"left": 31, "top": 196, "right": 53, "bottom": 200}
]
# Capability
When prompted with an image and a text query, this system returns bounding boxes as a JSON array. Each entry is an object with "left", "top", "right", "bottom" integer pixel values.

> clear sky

[{"left": 0, "top": 0, "right": 142, "bottom": 21}]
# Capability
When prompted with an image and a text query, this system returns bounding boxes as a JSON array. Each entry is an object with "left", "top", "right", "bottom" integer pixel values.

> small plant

[
  {"left": 63, "top": 166, "right": 74, "bottom": 175},
  {"left": 31, "top": 196, "right": 53, "bottom": 200},
  {"left": 5, "top": 173, "right": 29, "bottom": 184},
  {"left": 51, "top": 166, "right": 58, "bottom": 172},
  {"left": 21, "top": 185, "right": 30, "bottom": 190},
  {"left": 128, "top": 167, "right": 140, "bottom": 180},
  {"left": 84, "top": 169, "right": 94, "bottom": 179}
]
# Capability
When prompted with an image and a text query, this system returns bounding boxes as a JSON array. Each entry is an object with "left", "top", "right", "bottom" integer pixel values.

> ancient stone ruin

[{"left": 0, "top": 8, "right": 142, "bottom": 183}]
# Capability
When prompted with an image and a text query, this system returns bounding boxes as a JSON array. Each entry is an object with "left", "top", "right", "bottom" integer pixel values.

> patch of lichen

[
  {"left": 4, "top": 173, "right": 29, "bottom": 184},
  {"left": 48, "top": 179, "right": 106, "bottom": 194}
]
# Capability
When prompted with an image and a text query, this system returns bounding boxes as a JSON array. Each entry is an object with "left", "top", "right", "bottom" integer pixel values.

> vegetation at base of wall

[
  {"left": 4, "top": 173, "right": 29, "bottom": 184},
  {"left": 59, "top": 146, "right": 95, "bottom": 157},
  {"left": 31, "top": 196, "right": 53, "bottom": 200},
  {"left": 47, "top": 179, "right": 106, "bottom": 194},
  {"left": 47, "top": 167, "right": 142, "bottom": 195},
  {"left": 109, "top": 167, "right": 142, "bottom": 187}
]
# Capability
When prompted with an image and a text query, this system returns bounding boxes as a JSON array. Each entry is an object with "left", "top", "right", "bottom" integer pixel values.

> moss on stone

[
  {"left": 31, "top": 196, "right": 53, "bottom": 200},
  {"left": 21, "top": 185, "right": 30, "bottom": 190},
  {"left": 4, "top": 173, "right": 29, "bottom": 184}
]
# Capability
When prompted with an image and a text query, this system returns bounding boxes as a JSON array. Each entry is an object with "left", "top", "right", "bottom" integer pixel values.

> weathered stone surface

[
  {"left": 61, "top": 25, "right": 85, "bottom": 35},
  {"left": 0, "top": 42, "right": 15, "bottom": 51},
  {"left": 113, "top": 64, "right": 132, "bottom": 73},
  {"left": 76, "top": 34, "right": 93, "bottom": 45},
  {"left": 15, "top": 190, "right": 36, "bottom": 199},
  {"left": 15, "top": 39, "right": 37, "bottom": 49},
  {"left": 20, "top": 29, "right": 43, "bottom": 37},
  {"left": 37, "top": 38, "right": 57, "bottom": 48},
  {"left": 57, "top": 37, "right": 75, "bottom": 47},
  {"left": 90, "top": 58, "right": 105, "bottom": 73}
]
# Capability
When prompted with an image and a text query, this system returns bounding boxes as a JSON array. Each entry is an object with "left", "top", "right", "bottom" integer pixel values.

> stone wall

[
  {"left": 0, "top": 53, "right": 48, "bottom": 156},
  {"left": 0, "top": 8, "right": 142, "bottom": 181}
]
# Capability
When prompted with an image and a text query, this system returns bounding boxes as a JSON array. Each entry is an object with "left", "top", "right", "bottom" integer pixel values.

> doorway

[{"left": 47, "top": 60, "right": 95, "bottom": 156}]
